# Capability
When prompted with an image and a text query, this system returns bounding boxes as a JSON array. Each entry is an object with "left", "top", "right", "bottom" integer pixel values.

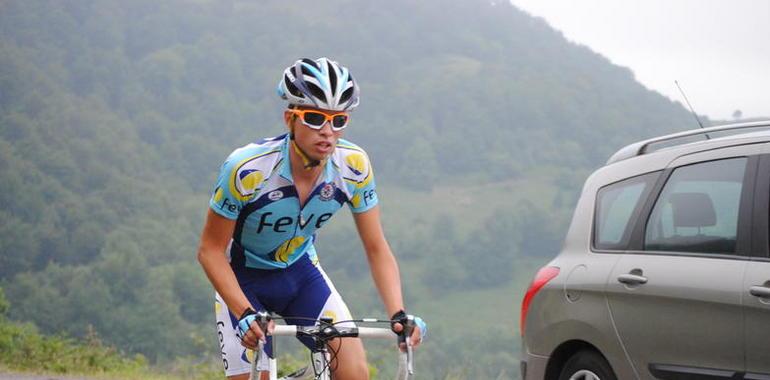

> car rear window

[
  {"left": 594, "top": 172, "right": 659, "bottom": 250},
  {"left": 644, "top": 157, "right": 747, "bottom": 255}
]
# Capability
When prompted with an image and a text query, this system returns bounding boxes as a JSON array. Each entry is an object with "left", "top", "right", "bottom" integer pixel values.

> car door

[
  {"left": 743, "top": 152, "right": 770, "bottom": 378},
  {"left": 605, "top": 145, "right": 761, "bottom": 379},
  {"left": 744, "top": 262, "right": 770, "bottom": 378}
]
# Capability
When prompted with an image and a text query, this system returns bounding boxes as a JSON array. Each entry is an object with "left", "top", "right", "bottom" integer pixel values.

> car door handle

[
  {"left": 617, "top": 274, "right": 648, "bottom": 285},
  {"left": 749, "top": 286, "right": 770, "bottom": 298}
]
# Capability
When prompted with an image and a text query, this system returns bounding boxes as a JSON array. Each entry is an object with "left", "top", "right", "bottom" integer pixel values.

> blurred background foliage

[{"left": 0, "top": 0, "right": 712, "bottom": 378}]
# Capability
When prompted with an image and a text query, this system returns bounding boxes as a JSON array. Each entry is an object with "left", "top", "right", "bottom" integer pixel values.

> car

[{"left": 520, "top": 120, "right": 770, "bottom": 380}]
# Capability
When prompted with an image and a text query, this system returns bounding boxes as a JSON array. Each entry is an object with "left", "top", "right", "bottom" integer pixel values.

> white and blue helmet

[{"left": 277, "top": 57, "right": 360, "bottom": 111}]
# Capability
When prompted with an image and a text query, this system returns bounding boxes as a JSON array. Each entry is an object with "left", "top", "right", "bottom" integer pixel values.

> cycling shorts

[{"left": 214, "top": 255, "right": 355, "bottom": 377}]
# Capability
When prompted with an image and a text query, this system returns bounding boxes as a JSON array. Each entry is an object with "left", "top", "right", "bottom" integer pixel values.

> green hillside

[{"left": 0, "top": 0, "right": 707, "bottom": 378}]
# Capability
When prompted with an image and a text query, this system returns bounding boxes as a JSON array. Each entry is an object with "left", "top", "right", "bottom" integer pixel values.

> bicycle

[{"left": 248, "top": 311, "right": 417, "bottom": 380}]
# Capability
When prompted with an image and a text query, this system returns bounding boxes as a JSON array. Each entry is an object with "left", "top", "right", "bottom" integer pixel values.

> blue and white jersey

[{"left": 209, "top": 133, "right": 378, "bottom": 270}]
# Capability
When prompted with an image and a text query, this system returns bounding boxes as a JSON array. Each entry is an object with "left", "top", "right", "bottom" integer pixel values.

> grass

[
  {"left": 0, "top": 303, "right": 222, "bottom": 380},
  {"left": 378, "top": 178, "right": 559, "bottom": 236},
  {"left": 314, "top": 176, "right": 563, "bottom": 378},
  {"left": 418, "top": 256, "right": 550, "bottom": 336}
]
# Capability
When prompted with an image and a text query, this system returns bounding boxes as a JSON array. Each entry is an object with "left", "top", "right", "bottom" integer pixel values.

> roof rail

[{"left": 606, "top": 120, "right": 770, "bottom": 165}]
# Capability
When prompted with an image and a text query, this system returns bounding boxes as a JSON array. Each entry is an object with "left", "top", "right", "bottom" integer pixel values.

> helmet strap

[{"left": 289, "top": 131, "right": 322, "bottom": 169}]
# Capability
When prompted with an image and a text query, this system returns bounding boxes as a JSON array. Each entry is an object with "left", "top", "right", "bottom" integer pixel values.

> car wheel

[{"left": 558, "top": 350, "right": 617, "bottom": 380}]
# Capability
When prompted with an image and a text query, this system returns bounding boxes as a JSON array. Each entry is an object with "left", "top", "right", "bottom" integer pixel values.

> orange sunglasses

[{"left": 289, "top": 109, "right": 350, "bottom": 131}]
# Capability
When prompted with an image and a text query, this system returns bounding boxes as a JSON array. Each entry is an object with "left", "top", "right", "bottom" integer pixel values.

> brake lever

[
  {"left": 402, "top": 315, "right": 415, "bottom": 375},
  {"left": 249, "top": 311, "right": 271, "bottom": 380},
  {"left": 249, "top": 340, "right": 265, "bottom": 380}
]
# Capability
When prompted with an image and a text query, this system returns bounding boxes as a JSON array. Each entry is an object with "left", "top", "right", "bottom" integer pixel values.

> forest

[{"left": 0, "top": 0, "right": 705, "bottom": 378}]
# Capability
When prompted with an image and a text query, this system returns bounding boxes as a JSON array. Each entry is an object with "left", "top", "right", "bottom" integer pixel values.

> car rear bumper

[{"left": 521, "top": 351, "right": 549, "bottom": 380}]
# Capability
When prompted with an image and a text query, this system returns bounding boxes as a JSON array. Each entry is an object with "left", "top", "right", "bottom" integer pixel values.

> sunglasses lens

[
  {"left": 302, "top": 112, "right": 326, "bottom": 127},
  {"left": 332, "top": 115, "right": 349, "bottom": 129}
]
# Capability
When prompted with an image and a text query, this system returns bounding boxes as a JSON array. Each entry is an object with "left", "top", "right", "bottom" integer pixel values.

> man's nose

[{"left": 318, "top": 121, "right": 333, "bottom": 136}]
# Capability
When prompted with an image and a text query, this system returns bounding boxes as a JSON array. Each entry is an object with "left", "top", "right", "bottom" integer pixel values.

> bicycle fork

[{"left": 310, "top": 348, "right": 332, "bottom": 380}]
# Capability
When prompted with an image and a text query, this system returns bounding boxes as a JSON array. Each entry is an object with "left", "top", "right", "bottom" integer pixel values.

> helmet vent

[
  {"left": 305, "top": 82, "right": 326, "bottom": 103},
  {"left": 327, "top": 61, "right": 338, "bottom": 94},
  {"left": 284, "top": 76, "right": 303, "bottom": 97},
  {"left": 340, "top": 87, "right": 353, "bottom": 104},
  {"left": 299, "top": 58, "right": 318, "bottom": 77}
]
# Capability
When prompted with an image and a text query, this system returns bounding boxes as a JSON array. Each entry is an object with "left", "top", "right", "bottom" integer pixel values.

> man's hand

[
  {"left": 391, "top": 310, "right": 427, "bottom": 351},
  {"left": 236, "top": 309, "right": 275, "bottom": 350}
]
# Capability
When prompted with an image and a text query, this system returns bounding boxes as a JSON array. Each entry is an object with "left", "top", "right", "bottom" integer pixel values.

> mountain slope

[{"left": 0, "top": 0, "right": 701, "bottom": 376}]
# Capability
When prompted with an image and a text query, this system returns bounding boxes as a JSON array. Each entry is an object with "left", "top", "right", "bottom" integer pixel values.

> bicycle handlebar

[
  {"left": 252, "top": 322, "right": 413, "bottom": 380},
  {"left": 269, "top": 324, "right": 398, "bottom": 339}
]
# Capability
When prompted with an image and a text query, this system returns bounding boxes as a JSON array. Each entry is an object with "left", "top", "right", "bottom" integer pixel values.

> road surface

[{"left": 0, "top": 373, "right": 95, "bottom": 380}]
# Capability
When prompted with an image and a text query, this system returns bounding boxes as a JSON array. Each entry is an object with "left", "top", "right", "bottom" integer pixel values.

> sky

[{"left": 509, "top": 0, "right": 770, "bottom": 121}]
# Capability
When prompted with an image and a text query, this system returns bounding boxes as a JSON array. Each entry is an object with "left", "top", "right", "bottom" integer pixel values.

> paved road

[{"left": 0, "top": 373, "right": 94, "bottom": 380}]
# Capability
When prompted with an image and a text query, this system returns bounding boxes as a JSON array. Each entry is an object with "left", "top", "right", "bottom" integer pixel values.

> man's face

[{"left": 284, "top": 106, "right": 346, "bottom": 162}]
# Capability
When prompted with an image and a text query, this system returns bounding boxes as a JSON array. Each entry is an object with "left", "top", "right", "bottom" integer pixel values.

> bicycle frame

[{"left": 249, "top": 324, "right": 413, "bottom": 380}]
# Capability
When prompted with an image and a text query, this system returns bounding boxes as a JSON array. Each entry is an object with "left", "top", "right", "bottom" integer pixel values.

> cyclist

[{"left": 197, "top": 57, "right": 426, "bottom": 380}]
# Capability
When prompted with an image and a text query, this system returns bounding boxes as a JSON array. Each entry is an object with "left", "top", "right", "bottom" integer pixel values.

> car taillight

[{"left": 520, "top": 266, "right": 560, "bottom": 335}]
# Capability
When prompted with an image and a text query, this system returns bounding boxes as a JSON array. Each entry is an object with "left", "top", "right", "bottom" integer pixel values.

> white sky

[{"left": 509, "top": 0, "right": 770, "bottom": 121}]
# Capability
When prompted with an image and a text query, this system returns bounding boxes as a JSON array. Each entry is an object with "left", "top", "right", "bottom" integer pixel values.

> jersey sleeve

[
  {"left": 209, "top": 148, "right": 265, "bottom": 220},
  {"left": 345, "top": 150, "right": 379, "bottom": 214}
]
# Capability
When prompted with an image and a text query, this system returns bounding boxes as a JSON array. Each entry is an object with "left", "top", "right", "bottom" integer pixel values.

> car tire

[{"left": 557, "top": 350, "right": 617, "bottom": 380}]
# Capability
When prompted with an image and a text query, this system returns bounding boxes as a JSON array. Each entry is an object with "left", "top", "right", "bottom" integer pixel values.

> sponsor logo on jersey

[
  {"left": 319, "top": 183, "right": 335, "bottom": 201},
  {"left": 345, "top": 153, "right": 366, "bottom": 176},
  {"left": 268, "top": 190, "right": 284, "bottom": 201},
  {"left": 363, "top": 189, "right": 376, "bottom": 205},
  {"left": 256, "top": 212, "right": 334, "bottom": 234},
  {"left": 275, "top": 236, "right": 306, "bottom": 262},
  {"left": 219, "top": 197, "right": 239, "bottom": 213},
  {"left": 350, "top": 188, "right": 376, "bottom": 209},
  {"left": 237, "top": 169, "right": 263, "bottom": 197},
  {"left": 214, "top": 186, "right": 239, "bottom": 213}
]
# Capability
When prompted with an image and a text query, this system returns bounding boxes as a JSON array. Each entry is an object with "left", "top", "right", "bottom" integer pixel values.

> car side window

[
  {"left": 644, "top": 157, "right": 747, "bottom": 255},
  {"left": 594, "top": 172, "right": 658, "bottom": 250}
]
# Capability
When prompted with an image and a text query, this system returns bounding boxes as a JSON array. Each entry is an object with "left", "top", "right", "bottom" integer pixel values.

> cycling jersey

[{"left": 209, "top": 133, "right": 378, "bottom": 270}]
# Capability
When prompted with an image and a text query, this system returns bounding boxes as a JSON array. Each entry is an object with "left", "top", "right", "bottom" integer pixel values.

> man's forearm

[
  {"left": 366, "top": 247, "right": 405, "bottom": 316},
  {"left": 198, "top": 247, "right": 252, "bottom": 317}
]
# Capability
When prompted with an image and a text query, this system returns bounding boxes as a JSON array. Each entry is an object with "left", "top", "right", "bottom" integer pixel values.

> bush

[
  {"left": 0, "top": 287, "right": 8, "bottom": 318},
  {"left": 0, "top": 321, "right": 146, "bottom": 374},
  {"left": 0, "top": 289, "right": 147, "bottom": 376}
]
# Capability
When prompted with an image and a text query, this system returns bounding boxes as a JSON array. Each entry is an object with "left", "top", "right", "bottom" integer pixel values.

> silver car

[{"left": 520, "top": 121, "right": 770, "bottom": 380}]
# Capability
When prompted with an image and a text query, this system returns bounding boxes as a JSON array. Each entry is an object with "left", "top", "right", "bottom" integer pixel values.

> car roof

[
  {"left": 579, "top": 120, "right": 770, "bottom": 196},
  {"left": 606, "top": 120, "right": 770, "bottom": 165}
]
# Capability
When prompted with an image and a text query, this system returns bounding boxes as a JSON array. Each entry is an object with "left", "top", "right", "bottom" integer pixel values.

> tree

[{"left": 0, "top": 287, "right": 8, "bottom": 318}]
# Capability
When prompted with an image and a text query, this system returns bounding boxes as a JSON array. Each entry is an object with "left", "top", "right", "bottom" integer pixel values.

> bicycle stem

[{"left": 256, "top": 310, "right": 271, "bottom": 336}]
